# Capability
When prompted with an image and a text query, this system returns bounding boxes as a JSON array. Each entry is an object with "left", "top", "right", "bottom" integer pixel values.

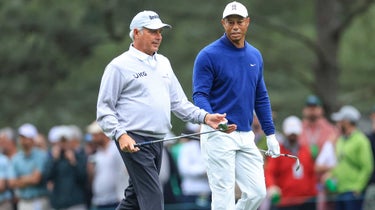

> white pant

[{"left": 201, "top": 125, "right": 266, "bottom": 210}]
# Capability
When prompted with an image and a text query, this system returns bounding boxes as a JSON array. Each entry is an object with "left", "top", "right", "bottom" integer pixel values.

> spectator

[
  {"left": 8, "top": 123, "right": 50, "bottom": 210},
  {"left": 0, "top": 127, "right": 18, "bottom": 159},
  {"left": 159, "top": 140, "right": 182, "bottom": 205},
  {"left": 300, "top": 95, "right": 338, "bottom": 210},
  {"left": 0, "top": 127, "right": 18, "bottom": 210},
  {"left": 265, "top": 116, "right": 317, "bottom": 210},
  {"left": 67, "top": 124, "right": 92, "bottom": 208},
  {"left": 0, "top": 152, "right": 12, "bottom": 210},
  {"left": 300, "top": 95, "right": 338, "bottom": 158},
  {"left": 34, "top": 134, "right": 48, "bottom": 151},
  {"left": 177, "top": 122, "right": 211, "bottom": 208},
  {"left": 86, "top": 121, "right": 128, "bottom": 210},
  {"left": 323, "top": 105, "right": 373, "bottom": 210},
  {"left": 44, "top": 125, "right": 87, "bottom": 210},
  {"left": 363, "top": 105, "right": 375, "bottom": 210},
  {"left": 68, "top": 125, "right": 85, "bottom": 155}
]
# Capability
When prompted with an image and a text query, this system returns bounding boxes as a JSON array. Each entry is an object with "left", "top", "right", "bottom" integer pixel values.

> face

[
  {"left": 286, "top": 134, "right": 299, "bottom": 145},
  {"left": 91, "top": 132, "right": 107, "bottom": 147},
  {"left": 302, "top": 105, "right": 323, "bottom": 122},
  {"left": 221, "top": 15, "right": 250, "bottom": 46},
  {"left": 336, "top": 120, "right": 351, "bottom": 135},
  {"left": 19, "top": 136, "right": 34, "bottom": 151},
  {"left": 133, "top": 28, "right": 163, "bottom": 55}
]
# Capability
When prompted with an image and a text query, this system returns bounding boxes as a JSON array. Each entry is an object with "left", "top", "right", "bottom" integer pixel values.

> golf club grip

[
  {"left": 134, "top": 142, "right": 145, "bottom": 147},
  {"left": 134, "top": 141, "right": 158, "bottom": 147}
]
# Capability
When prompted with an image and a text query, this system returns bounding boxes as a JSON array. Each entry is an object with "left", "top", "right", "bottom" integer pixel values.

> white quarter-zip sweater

[{"left": 97, "top": 45, "right": 207, "bottom": 140}]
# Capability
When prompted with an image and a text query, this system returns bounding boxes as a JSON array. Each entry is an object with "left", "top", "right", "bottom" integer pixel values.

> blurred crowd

[
  {"left": 0, "top": 95, "right": 375, "bottom": 210},
  {"left": 0, "top": 121, "right": 127, "bottom": 210}
]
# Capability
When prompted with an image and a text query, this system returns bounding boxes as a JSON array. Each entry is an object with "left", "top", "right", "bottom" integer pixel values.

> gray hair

[
  {"left": 129, "top": 28, "right": 143, "bottom": 41},
  {"left": 0, "top": 127, "right": 16, "bottom": 142}
]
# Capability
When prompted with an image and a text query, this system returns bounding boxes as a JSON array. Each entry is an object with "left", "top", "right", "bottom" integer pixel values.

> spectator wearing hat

[
  {"left": 322, "top": 105, "right": 373, "bottom": 210},
  {"left": 265, "top": 116, "right": 317, "bottom": 210},
  {"left": 300, "top": 95, "right": 338, "bottom": 159},
  {"left": 8, "top": 123, "right": 50, "bottom": 210},
  {"left": 68, "top": 125, "right": 87, "bottom": 159},
  {"left": 300, "top": 95, "right": 339, "bottom": 210},
  {"left": 86, "top": 121, "right": 128, "bottom": 210},
  {"left": 363, "top": 105, "right": 375, "bottom": 210},
  {"left": 44, "top": 125, "right": 88, "bottom": 210},
  {"left": 177, "top": 122, "right": 211, "bottom": 209}
]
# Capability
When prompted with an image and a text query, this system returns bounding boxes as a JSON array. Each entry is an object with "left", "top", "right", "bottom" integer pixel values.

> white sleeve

[
  {"left": 316, "top": 141, "right": 337, "bottom": 167},
  {"left": 97, "top": 65, "right": 127, "bottom": 140}
]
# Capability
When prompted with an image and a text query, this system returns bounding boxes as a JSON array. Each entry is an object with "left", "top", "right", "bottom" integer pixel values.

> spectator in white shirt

[
  {"left": 177, "top": 122, "right": 211, "bottom": 208},
  {"left": 86, "top": 121, "right": 129, "bottom": 210}
]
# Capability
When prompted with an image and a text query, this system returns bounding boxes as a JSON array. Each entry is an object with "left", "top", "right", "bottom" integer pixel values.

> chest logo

[{"left": 133, "top": 71, "right": 147, "bottom": 78}]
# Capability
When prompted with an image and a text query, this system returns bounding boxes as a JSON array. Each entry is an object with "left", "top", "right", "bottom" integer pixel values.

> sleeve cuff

[{"left": 115, "top": 130, "right": 127, "bottom": 141}]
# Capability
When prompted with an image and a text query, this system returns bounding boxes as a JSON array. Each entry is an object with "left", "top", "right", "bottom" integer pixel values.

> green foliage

[{"left": 339, "top": 5, "right": 375, "bottom": 113}]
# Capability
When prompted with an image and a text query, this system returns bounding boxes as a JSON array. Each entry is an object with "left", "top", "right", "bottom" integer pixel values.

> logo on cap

[{"left": 149, "top": 15, "right": 159, "bottom": 20}]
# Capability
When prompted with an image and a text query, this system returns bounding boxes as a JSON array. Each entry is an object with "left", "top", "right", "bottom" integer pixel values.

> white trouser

[{"left": 201, "top": 125, "right": 266, "bottom": 210}]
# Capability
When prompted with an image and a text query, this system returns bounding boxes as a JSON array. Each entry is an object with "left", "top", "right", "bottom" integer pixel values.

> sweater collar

[{"left": 220, "top": 33, "right": 247, "bottom": 50}]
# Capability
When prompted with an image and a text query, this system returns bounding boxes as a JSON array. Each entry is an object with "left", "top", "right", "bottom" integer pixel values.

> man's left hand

[{"left": 266, "top": 134, "right": 280, "bottom": 158}]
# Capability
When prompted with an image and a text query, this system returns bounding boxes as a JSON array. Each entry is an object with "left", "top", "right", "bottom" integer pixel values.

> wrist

[{"left": 203, "top": 113, "right": 208, "bottom": 124}]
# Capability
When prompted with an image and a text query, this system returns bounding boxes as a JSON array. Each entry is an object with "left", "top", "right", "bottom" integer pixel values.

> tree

[{"left": 255, "top": 0, "right": 375, "bottom": 114}]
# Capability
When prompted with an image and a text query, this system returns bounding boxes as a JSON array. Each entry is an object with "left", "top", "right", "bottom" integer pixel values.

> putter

[{"left": 259, "top": 149, "right": 301, "bottom": 171}]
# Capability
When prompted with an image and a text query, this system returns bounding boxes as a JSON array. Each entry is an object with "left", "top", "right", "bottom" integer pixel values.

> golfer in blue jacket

[{"left": 193, "top": 1, "right": 280, "bottom": 209}]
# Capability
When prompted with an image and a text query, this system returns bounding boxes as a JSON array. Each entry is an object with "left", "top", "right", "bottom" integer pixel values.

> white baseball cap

[
  {"left": 282, "top": 116, "right": 302, "bottom": 136},
  {"left": 223, "top": 1, "right": 248, "bottom": 19},
  {"left": 18, "top": 123, "right": 38, "bottom": 139},
  {"left": 130, "top": 10, "right": 171, "bottom": 30},
  {"left": 48, "top": 126, "right": 61, "bottom": 143},
  {"left": 331, "top": 105, "right": 361, "bottom": 123},
  {"left": 86, "top": 121, "right": 103, "bottom": 134}
]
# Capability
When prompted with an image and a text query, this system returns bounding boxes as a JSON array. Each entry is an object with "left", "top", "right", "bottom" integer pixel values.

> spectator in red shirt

[{"left": 265, "top": 116, "right": 317, "bottom": 210}]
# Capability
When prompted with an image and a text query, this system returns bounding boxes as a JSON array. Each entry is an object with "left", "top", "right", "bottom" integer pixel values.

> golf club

[
  {"left": 259, "top": 149, "right": 301, "bottom": 171},
  {"left": 134, "top": 129, "right": 221, "bottom": 147},
  {"left": 134, "top": 122, "right": 228, "bottom": 147}
]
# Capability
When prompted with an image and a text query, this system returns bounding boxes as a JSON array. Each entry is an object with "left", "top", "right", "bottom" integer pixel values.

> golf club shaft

[
  {"left": 134, "top": 129, "right": 219, "bottom": 147},
  {"left": 259, "top": 149, "right": 300, "bottom": 171}
]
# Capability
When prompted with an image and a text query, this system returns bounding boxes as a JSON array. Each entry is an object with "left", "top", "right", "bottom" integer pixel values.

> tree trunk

[{"left": 314, "top": 0, "right": 341, "bottom": 115}]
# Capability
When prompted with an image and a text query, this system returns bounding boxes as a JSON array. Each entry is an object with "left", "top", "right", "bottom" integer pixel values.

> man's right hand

[
  {"left": 118, "top": 134, "right": 140, "bottom": 153},
  {"left": 205, "top": 113, "right": 237, "bottom": 133}
]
